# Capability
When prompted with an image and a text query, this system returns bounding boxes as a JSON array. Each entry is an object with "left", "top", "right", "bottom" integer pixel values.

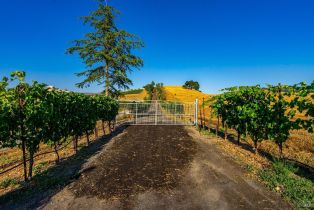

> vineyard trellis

[
  {"left": 209, "top": 83, "right": 314, "bottom": 158},
  {"left": 0, "top": 71, "right": 119, "bottom": 181},
  {"left": 117, "top": 100, "right": 198, "bottom": 125}
]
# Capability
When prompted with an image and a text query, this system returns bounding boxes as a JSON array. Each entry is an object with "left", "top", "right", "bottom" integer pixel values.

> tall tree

[{"left": 67, "top": 2, "right": 144, "bottom": 96}]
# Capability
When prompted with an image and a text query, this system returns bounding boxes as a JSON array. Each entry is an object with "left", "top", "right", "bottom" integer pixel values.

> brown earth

[{"left": 39, "top": 125, "right": 292, "bottom": 210}]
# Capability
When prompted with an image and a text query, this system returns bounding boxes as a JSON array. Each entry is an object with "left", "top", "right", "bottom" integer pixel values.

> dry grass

[
  {"left": 119, "top": 89, "right": 148, "bottom": 101},
  {"left": 0, "top": 121, "right": 112, "bottom": 196},
  {"left": 205, "top": 120, "right": 314, "bottom": 169},
  {"left": 163, "top": 86, "right": 214, "bottom": 102},
  {"left": 119, "top": 86, "right": 214, "bottom": 103}
]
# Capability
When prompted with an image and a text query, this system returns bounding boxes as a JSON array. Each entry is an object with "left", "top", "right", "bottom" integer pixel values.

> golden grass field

[{"left": 120, "top": 86, "right": 214, "bottom": 102}]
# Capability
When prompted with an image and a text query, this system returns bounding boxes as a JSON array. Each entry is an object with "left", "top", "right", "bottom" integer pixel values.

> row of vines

[
  {"left": 0, "top": 71, "right": 119, "bottom": 181},
  {"left": 210, "top": 82, "right": 314, "bottom": 158}
]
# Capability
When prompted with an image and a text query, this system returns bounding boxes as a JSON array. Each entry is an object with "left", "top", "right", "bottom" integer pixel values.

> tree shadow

[{"left": 0, "top": 124, "right": 129, "bottom": 210}]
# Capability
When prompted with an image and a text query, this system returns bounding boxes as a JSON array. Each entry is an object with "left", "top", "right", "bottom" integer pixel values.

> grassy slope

[
  {"left": 120, "top": 86, "right": 214, "bottom": 103},
  {"left": 119, "top": 89, "right": 148, "bottom": 101}
]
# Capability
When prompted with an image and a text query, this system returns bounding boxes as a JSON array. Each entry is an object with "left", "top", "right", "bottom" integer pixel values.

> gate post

[
  {"left": 135, "top": 102, "right": 138, "bottom": 124},
  {"left": 195, "top": 99, "right": 198, "bottom": 126},
  {"left": 174, "top": 102, "right": 177, "bottom": 124},
  {"left": 155, "top": 100, "right": 158, "bottom": 125}
]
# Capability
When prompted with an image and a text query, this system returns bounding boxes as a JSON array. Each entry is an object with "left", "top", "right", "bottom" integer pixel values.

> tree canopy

[
  {"left": 183, "top": 80, "right": 200, "bottom": 91},
  {"left": 67, "top": 2, "right": 144, "bottom": 97}
]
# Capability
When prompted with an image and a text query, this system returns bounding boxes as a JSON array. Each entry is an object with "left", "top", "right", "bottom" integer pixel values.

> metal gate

[{"left": 117, "top": 100, "right": 198, "bottom": 125}]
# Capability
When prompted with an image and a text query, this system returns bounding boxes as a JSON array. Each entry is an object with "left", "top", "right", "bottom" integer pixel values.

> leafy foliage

[
  {"left": 0, "top": 71, "right": 119, "bottom": 181},
  {"left": 143, "top": 81, "right": 165, "bottom": 100},
  {"left": 67, "top": 3, "right": 144, "bottom": 97},
  {"left": 183, "top": 80, "right": 200, "bottom": 91},
  {"left": 211, "top": 83, "right": 313, "bottom": 156}
]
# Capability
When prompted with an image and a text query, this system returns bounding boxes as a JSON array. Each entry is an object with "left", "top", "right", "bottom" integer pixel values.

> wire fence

[{"left": 117, "top": 100, "right": 196, "bottom": 125}]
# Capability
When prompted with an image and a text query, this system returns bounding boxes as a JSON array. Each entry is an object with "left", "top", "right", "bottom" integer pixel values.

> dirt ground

[{"left": 40, "top": 125, "right": 292, "bottom": 210}]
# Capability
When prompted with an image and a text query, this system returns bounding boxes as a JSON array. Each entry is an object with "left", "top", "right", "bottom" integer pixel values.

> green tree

[
  {"left": 144, "top": 81, "right": 155, "bottom": 100},
  {"left": 156, "top": 83, "right": 166, "bottom": 100},
  {"left": 183, "top": 80, "right": 200, "bottom": 91},
  {"left": 67, "top": 2, "right": 144, "bottom": 97}
]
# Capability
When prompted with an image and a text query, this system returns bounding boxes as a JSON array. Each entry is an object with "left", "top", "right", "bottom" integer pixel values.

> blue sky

[{"left": 0, "top": 0, "right": 313, "bottom": 93}]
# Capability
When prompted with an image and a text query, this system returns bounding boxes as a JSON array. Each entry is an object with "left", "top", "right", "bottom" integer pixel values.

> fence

[{"left": 117, "top": 100, "right": 198, "bottom": 125}]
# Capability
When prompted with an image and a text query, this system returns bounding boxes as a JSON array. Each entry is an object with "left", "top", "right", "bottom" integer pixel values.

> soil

[
  {"left": 70, "top": 125, "right": 197, "bottom": 201},
  {"left": 40, "top": 125, "right": 292, "bottom": 210}
]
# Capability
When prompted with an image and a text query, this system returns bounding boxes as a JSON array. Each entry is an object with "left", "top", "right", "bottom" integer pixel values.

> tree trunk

[
  {"left": 21, "top": 139, "right": 28, "bottom": 181},
  {"left": 108, "top": 121, "right": 111, "bottom": 134},
  {"left": 278, "top": 143, "right": 283, "bottom": 159},
  {"left": 102, "top": 120, "right": 106, "bottom": 135},
  {"left": 224, "top": 123, "right": 228, "bottom": 140},
  {"left": 111, "top": 120, "right": 116, "bottom": 132},
  {"left": 18, "top": 93, "right": 28, "bottom": 181},
  {"left": 94, "top": 126, "right": 98, "bottom": 139},
  {"left": 253, "top": 140, "right": 258, "bottom": 154},
  {"left": 105, "top": 64, "right": 109, "bottom": 97},
  {"left": 199, "top": 108, "right": 203, "bottom": 128},
  {"left": 73, "top": 136, "right": 78, "bottom": 154},
  {"left": 28, "top": 151, "right": 34, "bottom": 180},
  {"left": 54, "top": 143, "right": 60, "bottom": 163},
  {"left": 86, "top": 131, "right": 90, "bottom": 146},
  {"left": 237, "top": 132, "right": 241, "bottom": 145}
]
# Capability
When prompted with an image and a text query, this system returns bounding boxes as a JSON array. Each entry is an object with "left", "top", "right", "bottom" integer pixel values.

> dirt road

[{"left": 41, "top": 126, "right": 292, "bottom": 210}]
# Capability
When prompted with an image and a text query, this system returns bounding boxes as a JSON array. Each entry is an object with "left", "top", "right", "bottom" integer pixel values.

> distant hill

[
  {"left": 120, "top": 86, "right": 214, "bottom": 103},
  {"left": 163, "top": 86, "right": 213, "bottom": 102}
]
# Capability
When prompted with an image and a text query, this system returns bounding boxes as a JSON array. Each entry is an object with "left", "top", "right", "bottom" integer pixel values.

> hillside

[
  {"left": 120, "top": 86, "right": 213, "bottom": 103},
  {"left": 120, "top": 89, "right": 148, "bottom": 101},
  {"left": 163, "top": 86, "right": 213, "bottom": 102}
]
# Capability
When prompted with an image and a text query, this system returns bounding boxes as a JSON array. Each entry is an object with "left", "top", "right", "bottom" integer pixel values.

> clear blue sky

[{"left": 0, "top": 0, "right": 313, "bottom": 93}]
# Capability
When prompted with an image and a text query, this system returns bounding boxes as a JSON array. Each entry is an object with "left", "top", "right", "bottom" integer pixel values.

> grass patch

[
  {"left": 33, "top": 161, "right": 48, "bottom": 175},
  {"left": 258, "top": 160, "right": 314, "bottom": 209},
  {"left": 198, "top": 128, "right": 215, "bottom": 137},
  {"left": 0, "top": 178, "right": 18, "bottom": 188},
  {"left": 0, "top": 156, "right": 10, "bottom": 165}
]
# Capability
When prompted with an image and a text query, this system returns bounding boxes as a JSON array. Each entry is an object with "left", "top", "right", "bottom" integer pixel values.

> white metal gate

[{"left": 117, "top": 100, "right": 198, "bottom": 125}]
